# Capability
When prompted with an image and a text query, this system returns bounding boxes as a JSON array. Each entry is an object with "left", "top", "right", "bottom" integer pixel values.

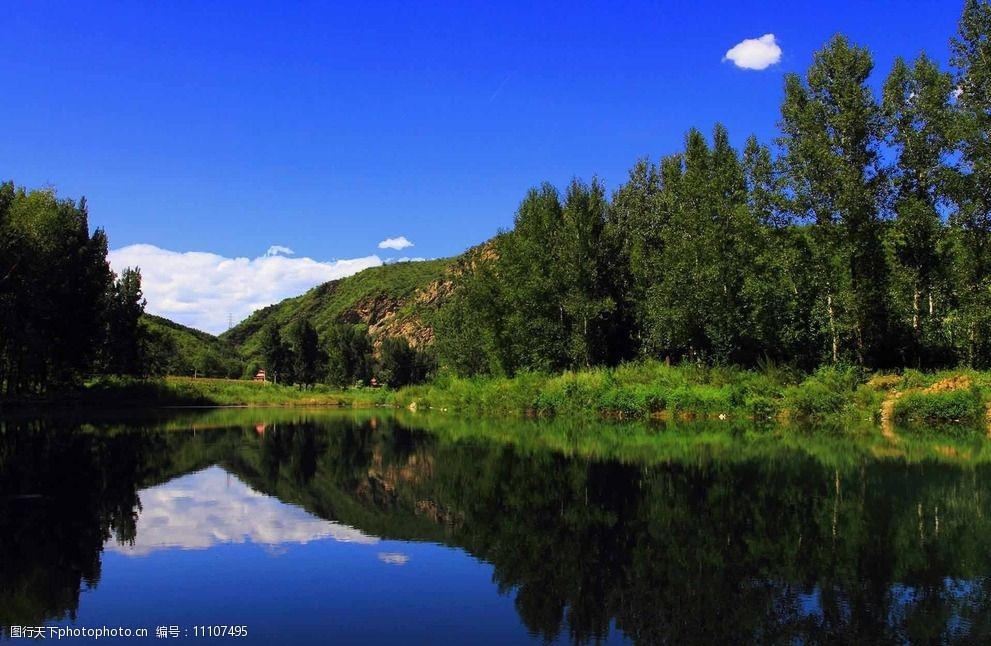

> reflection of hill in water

[
  {"left": 3, "top": 411, "right": 991, "bottom": 643},
  {"left": 105, "top": 466, "right": 377, "bottom": 556}
]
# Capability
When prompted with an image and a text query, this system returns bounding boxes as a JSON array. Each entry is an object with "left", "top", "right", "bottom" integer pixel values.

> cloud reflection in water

[{"left": 105, "top": 466, "right": 378, "bottom": 556}]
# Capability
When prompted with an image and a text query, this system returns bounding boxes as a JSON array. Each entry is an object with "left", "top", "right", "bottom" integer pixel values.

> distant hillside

[
  {"left": 220, "top": 257, "right": 459, "bottom": 364},
  {"left": 142, "top": 314, "right": 243, "bottom": 378}
]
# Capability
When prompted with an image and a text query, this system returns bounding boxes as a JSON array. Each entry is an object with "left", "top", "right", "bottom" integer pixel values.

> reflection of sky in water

[
  {"left": 377, "top": 552, "right": 410, "bottom": 565},
  {"left": 105, "top": 466, "right": 378, "bottom": 556}
]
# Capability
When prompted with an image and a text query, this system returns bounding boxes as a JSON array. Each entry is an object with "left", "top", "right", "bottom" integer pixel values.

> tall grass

[
  {"left": 893, "top": 388, "right": 984, "bottom": 424},
  {"left": 62, "top": 376, "right": 387, "bottom": 408},
  {"left": 393, "top": 360, "right": 877, "bottom": 421},
  {"left": 13, "top": 363, "right": 989, "bottom": 437},
  {"left": 392, "top": 361, "right": 991, "bottom": 431}
]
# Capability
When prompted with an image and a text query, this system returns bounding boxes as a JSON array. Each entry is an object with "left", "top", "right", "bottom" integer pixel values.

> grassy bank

[
  {"left": 6, "top": 363, "right": 990, "bottom": 431},
  {"left": 0, "top": 376, "right": 388, "bottom": 410},
  {"left": 391, "top": 362, "right": 991, "bottom": 428}
]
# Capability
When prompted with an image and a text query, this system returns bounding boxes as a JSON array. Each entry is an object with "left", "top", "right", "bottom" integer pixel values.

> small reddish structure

[{"left": 254, "top": 369, "right": 267, "bottom": 382}]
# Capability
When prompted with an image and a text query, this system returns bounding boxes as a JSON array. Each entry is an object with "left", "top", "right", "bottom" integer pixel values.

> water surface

[{"left": 2, "top": 410, "right": 991, "bottom": 643}]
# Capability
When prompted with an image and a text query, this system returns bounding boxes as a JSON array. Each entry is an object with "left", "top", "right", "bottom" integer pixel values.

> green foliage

[
  {"left": 78, "top": 376, "right": 385, "bottom": 408},
  {"left": 781, "top": 366, "right": 864, "bottom": 417},
  {"left": 325, "top": 324, "right": 373, "bottom": 387},
  {"left": 101, "top": 268, "right": 146, "bottom": 375},
  {"left": 139, "top": 314, "right": 243, "bottom": 378},
  {"left": 894, "top": 387, "right": 984, "bottom": 422},
  {"left": 287, "top": 318, "right": 322, "bottom": 388},
  {"left": 780, "top": 35, "right": 894, "bottom": 366},
  {"left": 949, "top": 0, "right": 991, "bottom": 366},
  {"left": 378, "top": 337, "right": 433, "bottom": 388},
  {"left": 260, "top": 322, "right": 290, "bottom": 384},
  {"left": 395, "top": 361, "right": 892, "bottom": 421},
  {"left": 435, "top": 181, "right": 625, "bottom": 376},
  {"left": 222, "top": 259, "right": 449, "bottom": 365},
  {"left": 0, "top": 182, "right": 140, "bottom": 394}
]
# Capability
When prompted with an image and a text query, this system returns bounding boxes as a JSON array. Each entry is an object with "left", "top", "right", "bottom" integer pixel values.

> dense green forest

[
  {"left": 438, "top": 1, "right": 991, "bottom": 375},
  {"left": 0, "top": 182, "right": 145, "bottom": 395}
]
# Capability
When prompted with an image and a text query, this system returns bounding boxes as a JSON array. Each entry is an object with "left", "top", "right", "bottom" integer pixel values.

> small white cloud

[
  {"left": 109, "top": 244, "right": 382, "bottom": 333},
  {"left": 723, "top": 34, "right": 782, "bottom": 71},
  {"left": 265, "top": 245, "right": 295, "bottom": 257},
  {"left": 378, "top": 236, "right": 414, "bottom": 251},
  {"left": 952, "top": 86, "right": 963, "bottom": 101}
]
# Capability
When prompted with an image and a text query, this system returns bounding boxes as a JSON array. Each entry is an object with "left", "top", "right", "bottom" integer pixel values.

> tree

[
  {"left": 779, "top": 35, "right": 893, "bottom": 366},
  {"left": 139, "top": 324, "right": 178, "bottom": 376},
  {"left": 498, "top": 184, "right": 571, "bottom": 372},
  {"left": 433, "top": 260, "right": 505, "bottom": 376},
  {"left": 610, "top": 158, "right": 664, "bottom": 357},
  {"left": 741, "top": 135, "right": 817, "bottom": 365},
  {"left": 949, "top": 0, "right": 991, "bottom": 365},
  {"left": 558, "top": 178, "right": 616, "bottom": 367},
  {"left": 287, "top": 318, "right": 321, "bottom": 388},
  {"left": 103, "top": 267, "right": 146, "bottom": 375},
  {"left": 882, "top": 53, "right": 956, "bottom": 365},
  {"left": 260, "top": 322, "right": 289, "bottom": 384},
  {"left": 377, "top": 337, "right": 435, "bottom": 387},
  {"left": 325, "top": 324, "right": 373, "bottom": 387},
  {"left": 379, "top": 337, "right": 415, "bottom": 387},
  {"left": 637, "top": 125, "right": 765, "bottom": 363},
  {"left": 0, "top": 184, "right": 114, "bottom": 394}
]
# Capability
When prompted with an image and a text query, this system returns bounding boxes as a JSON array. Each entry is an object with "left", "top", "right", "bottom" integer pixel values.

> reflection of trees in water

[
  {"left": 0, "top": 416, "right": 247, "bottom": 629},
  {"left": 0, "top": 420, "right": 148, "bottom": 627},
  {"left": 230, "top": 417, "right": 991, "bottom": 643},
  {"left": 4, "top": 413, "right": 991, "bottom": 644}
]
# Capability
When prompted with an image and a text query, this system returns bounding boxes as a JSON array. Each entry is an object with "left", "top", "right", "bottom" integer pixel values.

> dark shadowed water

[{"left": 2, "top": 409, "right": 991, "bottom": 644}]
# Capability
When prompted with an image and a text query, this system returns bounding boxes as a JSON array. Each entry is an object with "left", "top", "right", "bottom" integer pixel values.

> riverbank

[
  {"left": 0, "top": 376, "right": 386, "bottom": 410},
  {"left": 4, "top": 363, "right": 990, "bottom": 432},
  {"left": 391, "top": 362, "right": 991, "bottom": 429}
]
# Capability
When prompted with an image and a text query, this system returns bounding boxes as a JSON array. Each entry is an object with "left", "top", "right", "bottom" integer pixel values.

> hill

[
  {"left": 141, "top": 314, "right": 243, "bottom": 378},
  {"left": 220, "top": 257, "right": 459, "bottom": 366}
]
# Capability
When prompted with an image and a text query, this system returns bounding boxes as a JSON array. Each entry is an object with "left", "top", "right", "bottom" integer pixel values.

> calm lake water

[{"left": 2, "top": 409, "right": 991, "bottom": 644}]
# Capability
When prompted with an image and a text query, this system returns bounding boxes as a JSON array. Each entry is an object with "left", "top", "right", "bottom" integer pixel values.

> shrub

[
  {"left": 745, "top": 395, "right": 779, "bottom": 419},
  {"left": 667, "top": 385, "right": 733, "bottom": 414},
  {"left": 783, "top": 381, "right": 847, "bottom": 417},
  {"left": 893, "top": 388, "right": 983, "bottom": 423}
]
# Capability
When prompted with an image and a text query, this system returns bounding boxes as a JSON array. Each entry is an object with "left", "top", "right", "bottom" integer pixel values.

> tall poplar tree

[
  {"left": 882, "top": 53, "right": 956, "bottom": 364},
  {"left": 611, "top": 158, "right": 664, "bottom": 355},
  {"left": 558, "top": 178, "right": 615, "bottom": 368},
  {"left": 779, "top": 35, "right": 893, "bottom": 366},
  {"left": 950, "top": 0, "right": 991, "bottom": 365}
]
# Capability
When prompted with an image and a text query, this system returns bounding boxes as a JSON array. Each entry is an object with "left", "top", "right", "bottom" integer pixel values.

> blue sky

[{"left": 0, "top": 0, "right": 964, "bottom": 331}]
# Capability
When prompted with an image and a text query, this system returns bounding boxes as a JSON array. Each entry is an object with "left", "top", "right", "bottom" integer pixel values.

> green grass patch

[{"left": 893, "top": 388, "right": 984, "bottom": 424}]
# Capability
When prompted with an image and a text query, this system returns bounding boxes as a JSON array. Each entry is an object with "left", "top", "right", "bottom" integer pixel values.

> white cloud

[
  {"left": 378, "top": 236, "right": 414, "bottom": 251},
  {"left": 723, "top": 34, "right": 782, "bottom": 70},
  {"left": 109, "top": 244, "right": 382, "bottom": 334},
  {"left": 105, "top": 466, "right": 379, "bottom": 556},
  {"left": 265, "top": 245, "right": 295, "bottom": 257}
]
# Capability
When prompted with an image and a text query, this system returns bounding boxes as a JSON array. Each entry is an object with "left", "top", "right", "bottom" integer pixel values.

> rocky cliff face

[{"left": 360, "top": 275, "right": 457, "bottom": 348}]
